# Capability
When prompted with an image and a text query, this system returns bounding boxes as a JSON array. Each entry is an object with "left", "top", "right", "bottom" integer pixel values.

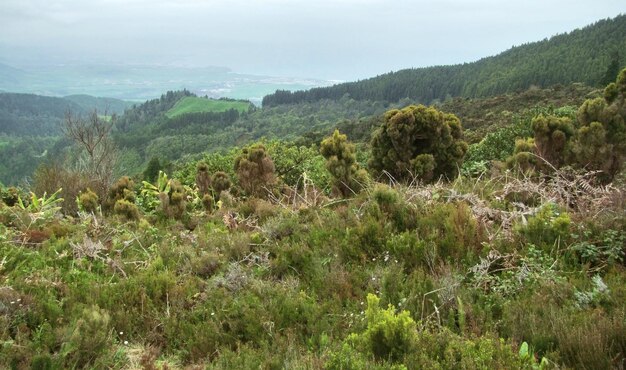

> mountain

[{"left": 262, "top": 14, "right": 626, "bottom": 107}]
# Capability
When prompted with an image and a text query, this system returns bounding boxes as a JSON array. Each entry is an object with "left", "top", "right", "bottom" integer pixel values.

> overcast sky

[{"left": 0, "top": 0, "right": 624, "bottom": 80}]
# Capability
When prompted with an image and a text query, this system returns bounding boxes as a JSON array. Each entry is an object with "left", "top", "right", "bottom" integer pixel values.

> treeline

[{"left": 263, "top": 15, "right": 626, "bottom": 107}]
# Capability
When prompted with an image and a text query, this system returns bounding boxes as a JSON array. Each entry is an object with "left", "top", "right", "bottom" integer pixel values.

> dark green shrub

[
  {"left": 106, "top": 176, "right": 135, "bottom": 211},
  {"left": 212, "top": 171, "right": 231, "bottom": 197},
  {"left": 570, "top": 68, "right": 626, "bottom": 181},
  {"left": 531, "top": 114, "right": 575, "bottom": 168},
  {"left": 369, "top": 105, "right": 468, "bottom": 183},
  {"left": 143, "top": 156, "right": 162, "bottom": 183},
  {"left": 506, "top": 138, "right": 538, "bottom": 173},
  {"left": 0, "top": 186, "right": 20, "bottom": 206},
  {"left": 195, "top": 162, "right": 212, "bottom": 196},
  {"left": 320, "top": 129, "right": 367, "bottom": 197},
  {"left": 234, "top": 144, "right": 276, "bottom": 198}
]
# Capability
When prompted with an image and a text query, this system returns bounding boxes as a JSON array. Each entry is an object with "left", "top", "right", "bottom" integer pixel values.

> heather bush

[
  {"left": 370, "top": 104, "right": 468, "bottom": 183},
  {"left": 234, "top": 143, "right": 277, "bottom": 197}
]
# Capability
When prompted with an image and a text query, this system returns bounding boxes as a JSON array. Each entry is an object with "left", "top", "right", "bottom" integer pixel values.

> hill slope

[
  {"left": 63, "top": 94, "right": 132, "bottom": 116},
  {"left": 166, "top": 97, "right": 251, "bottom": 118},
  {"left": 263, "top": 14, "right": 626, "bottom": 107}
]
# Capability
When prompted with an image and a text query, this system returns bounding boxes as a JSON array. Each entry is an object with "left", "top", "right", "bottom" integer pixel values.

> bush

[
  {"left": 61, "top": 305, "right": 112, "bottom": 368},
  {"left": 320, "top": 129, "right": 367, "bottom": 197},
  {"left": 369, "top": 105, "right": 468, "bottom": 183},
  {"left": 114, "top": 199, "right": 140, "bottom": 220},
  {"left": 518, "top": 203, "right": 571, "bottom": 250},
  {"left": 106, "top": 176, "right": 136, "bottom": 211},
  {"left": 212, "top": 171, "right": 231, "bottom": 198},
  {"left": 78, "top": 188, "right": 99, "bottom": 213},
  {"left": 234, "top": 144, "right": 276, "bottom": 198},
  {"left": 195, "top": 162, "right": 212, "bottom": 196}
]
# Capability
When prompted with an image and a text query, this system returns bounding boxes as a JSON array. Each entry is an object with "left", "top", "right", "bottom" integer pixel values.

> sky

[{"left": 0, "top": 0, "right": 624, "bottom": 81}]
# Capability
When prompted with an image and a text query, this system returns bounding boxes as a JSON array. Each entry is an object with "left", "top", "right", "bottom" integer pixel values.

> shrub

[
  {"left": 32, "top": 162, "right": 89, "bottom": 215},
  {"left": 78, "top": 188, "right": 99, "bottom": 213},
  {"left": 369, "top": 105, "right": 468, "bottom": 183},
  {"left": 355, "top": 294, "right": 418, "bottom": 362},
  {"left": 114, "top": 199, "right": 140, "bottom": 221},
  {"left": 212, "top": 171, "right": 231, "bottom": 198},
  {"left": 106, "top": 176, "right": 135, "bottom": 211},
  {"left": 320, "top": 129, "right": 367, "bottom": 197},
  {"left": 531, "top": 114, "right": 575, "bottom": 168},
  {"left": 234, "top": 144, "right": 276, "bottom": 197},
  {"left": 570, "top": 68, "right": 626, "bottom": 181},
  {"left": 518, "top": 203, "right": 571, "bottom": 250},
  {"left": 0, "top": 186, "right": 20, "bottom": 206},
  {"left": 506, "top": 138, "right": 538, "bottom": 173},
  {"left": 195, "top": 162, "right": 212, "bottom": 196},
  {"left": 61, "top": 305, "right": 112, "bottom": 368}
]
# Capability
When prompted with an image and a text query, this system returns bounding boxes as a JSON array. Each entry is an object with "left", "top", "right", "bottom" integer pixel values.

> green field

[{"left": 166, "top": 97, "right": 251, "bottom": 118}]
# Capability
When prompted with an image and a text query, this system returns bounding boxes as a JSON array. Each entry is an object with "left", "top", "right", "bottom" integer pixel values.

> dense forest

[
  {"left": 1, "top": 65, "right": 625, "bottom": 369},
  {"left": 262, "top": 15, "right": 626, "bottom": 107}
]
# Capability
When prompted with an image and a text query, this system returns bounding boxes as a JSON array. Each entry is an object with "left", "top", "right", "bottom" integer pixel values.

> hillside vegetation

[
  {"left": 1, "top": 67, "right": 625, "bottom": 369},
  {"left": 166, "top": 97, "right": 252, "bottom": 118},
  {"left": 263, "top": 14, "right": 626, "bottom": 107}
]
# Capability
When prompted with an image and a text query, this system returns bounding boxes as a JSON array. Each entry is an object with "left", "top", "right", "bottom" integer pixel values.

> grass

[{"left": 166, "top": 97, "right": 251, "bottom": 118}]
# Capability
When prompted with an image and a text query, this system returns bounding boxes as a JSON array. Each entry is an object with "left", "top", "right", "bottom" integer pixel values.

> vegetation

[
  {"left": 166, "top": 97, "right": 252, "bottom": 118},
  {"left": 263, "top": 14, "right": 626, "bottom": 107},
  {"left": 370, "top": 105, "right": 468, "bottom": 183},
  {"left": 320, "top": 130, "right": 367, "bottom": 197},
  {"left": 1, "top": 20, "right": 626, "bottom": 369}
]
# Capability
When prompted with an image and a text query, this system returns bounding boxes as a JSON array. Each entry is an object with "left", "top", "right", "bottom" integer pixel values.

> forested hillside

[
  {"left": 0, "top": 93, "right": 129, "bottom": 185},
  {"left": 263, "top": 14, "right": 626, "bottom": 107}
]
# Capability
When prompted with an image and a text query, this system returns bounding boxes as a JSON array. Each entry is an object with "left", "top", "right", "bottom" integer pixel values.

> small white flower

[
  {"left": 124, "top": 340, "right": 129, "bottom": 345},
  {"left": 211, "top": 312, "right": 215, "bottom": 316},
  {"left": 10, "top": 301, "right": 14, "bottom": 305},
  {"left": 371, "top": 277, "right": 376, "bottom": 281},
  {"left": 372, "top": 258, "right": 376, "bottom": 261},
  {"left": 119, "top": 331, "right": 123, "bottom": 335}
]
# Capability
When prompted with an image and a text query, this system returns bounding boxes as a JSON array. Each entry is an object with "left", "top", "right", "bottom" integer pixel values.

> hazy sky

[{"left": 0, "top": 0, "right": 624, "bottom": 80}]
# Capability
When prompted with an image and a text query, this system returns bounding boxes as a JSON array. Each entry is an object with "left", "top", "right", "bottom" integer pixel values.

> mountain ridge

[{"left": 262, "top": 14, "right": 626, "bottom": 107}]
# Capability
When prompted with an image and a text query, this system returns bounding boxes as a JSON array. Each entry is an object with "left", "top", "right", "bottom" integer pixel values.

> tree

[
  {"left": 63, "top": 110, "right": 118, "bottom": 199},
  {"left": 234, "top": 144, "right": 276, "bottom": 197},
  {"left": 369, "top": 105, "right": 468, "bottom": 183},
  {"left": 320, "top": 130, "right": 367, "bottom": 197}
]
